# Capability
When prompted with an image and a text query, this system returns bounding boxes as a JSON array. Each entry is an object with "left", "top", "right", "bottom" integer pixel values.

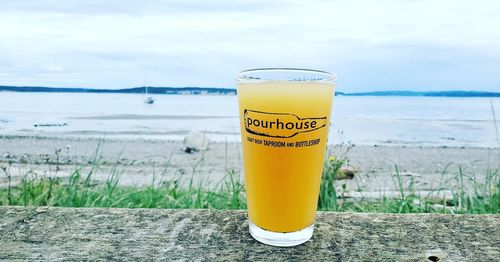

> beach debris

[
  {"left": 336, "top": 167, "right": 356, "bottom": 180},
  {"left": 405, "top": 172, "right": 421, "bottom": 177},
  {"left": 182, "top": 131, "right": 210, "bottom": 153},
  {"left": 183, "top": 147, "right": 197, "bottom": 154},
  {"left": 430, "top": 204, "right": 454, "bottom": 212},
  {"left": 20, "top": 153, "right": 29, "bottom": 164},
  {"left": 3, "top": 152, "right": 13, "bottom": 159},
  {"left": 393, "top": 172, "right": 422, "bottom": 177},
  {"left": 34, "top": 123, "right": 68, "bottom": 127}
]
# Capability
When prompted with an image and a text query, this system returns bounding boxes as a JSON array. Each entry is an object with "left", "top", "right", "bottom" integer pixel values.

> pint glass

[{"left": 236, "top": 68, "right": 336, "bottom": 246}]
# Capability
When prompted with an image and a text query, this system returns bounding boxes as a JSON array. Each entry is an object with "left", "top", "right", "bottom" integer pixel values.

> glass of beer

[{"left": 236, "top": 68, "right": 336, "bottom": 246}]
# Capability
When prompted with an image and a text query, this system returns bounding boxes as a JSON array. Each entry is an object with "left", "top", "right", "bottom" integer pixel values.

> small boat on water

[
  {"left": 144, "top": 85, "right": 155, "bottom": 104},
  {"left": 144, "top": 96, "right": 155, "bottom": 104}
]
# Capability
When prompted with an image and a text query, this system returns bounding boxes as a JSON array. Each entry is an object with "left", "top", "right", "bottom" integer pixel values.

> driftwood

[{"left": 0, "top": 207, "right": 498, "bottom": 261}]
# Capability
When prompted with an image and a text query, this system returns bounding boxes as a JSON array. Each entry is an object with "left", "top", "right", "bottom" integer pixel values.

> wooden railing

[{"left": 0, "top": 207, "right": 498, "bottom": 261}]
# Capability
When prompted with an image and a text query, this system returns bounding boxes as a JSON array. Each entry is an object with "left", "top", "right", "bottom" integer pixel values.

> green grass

[
  {"left": 1, "top": 151, "right": 499, "bottom": 214},
  {"left": 0, "top": 164, "right": 245, "bottom": 210},
  {"left": 318, "top": 157, "right": 499, "bottom": 214}
]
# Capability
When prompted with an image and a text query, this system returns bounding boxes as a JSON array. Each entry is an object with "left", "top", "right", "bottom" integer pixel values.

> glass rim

[{"left": 236, "top": 68, "right": 337, "bottom": 83}]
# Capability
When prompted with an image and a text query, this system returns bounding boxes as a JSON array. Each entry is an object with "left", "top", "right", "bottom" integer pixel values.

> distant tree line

[
  {"left": 0, "top": 86, "right": 237, "bottom": 95},
  {"left": 1, "top": 86, "right": 499, "bottom": 97}
]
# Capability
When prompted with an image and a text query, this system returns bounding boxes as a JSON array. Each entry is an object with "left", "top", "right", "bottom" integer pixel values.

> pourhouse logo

[{"left": 244, "top": 109, "right": 327, "bottom": 138}]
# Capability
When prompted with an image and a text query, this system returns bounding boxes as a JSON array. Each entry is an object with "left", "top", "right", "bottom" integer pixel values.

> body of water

[{"left": 0, "top": 92, "right": 499, "bottom": 147}]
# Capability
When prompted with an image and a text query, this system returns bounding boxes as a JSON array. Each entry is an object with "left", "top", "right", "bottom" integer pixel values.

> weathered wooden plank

[{"left": 0, "top": 207, "right": 498, "bottom": 261}]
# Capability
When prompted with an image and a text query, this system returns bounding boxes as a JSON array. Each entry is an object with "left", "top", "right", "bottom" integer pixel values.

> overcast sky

[{"left": 0, "top": 0, "right": 499, "bottom": 91}]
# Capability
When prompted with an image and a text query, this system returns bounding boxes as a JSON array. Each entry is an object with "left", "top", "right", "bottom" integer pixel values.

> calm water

[{"left": 0, "top": 92, "right": 499, "bottom": 147}]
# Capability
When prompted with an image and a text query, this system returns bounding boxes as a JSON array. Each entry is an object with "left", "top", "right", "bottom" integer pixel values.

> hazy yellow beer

[{"left": 236, "top": 69, "right": 336, "bottom": 246}]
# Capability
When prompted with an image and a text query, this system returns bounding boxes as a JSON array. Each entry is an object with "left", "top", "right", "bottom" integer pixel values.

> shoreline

[{"left": 1, "top": 134, "right": 499, "bottom": 150}]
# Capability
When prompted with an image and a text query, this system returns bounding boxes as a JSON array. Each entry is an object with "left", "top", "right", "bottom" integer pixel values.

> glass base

[{"left": 249, "top": 221, "right": 314, "bottom": 247}]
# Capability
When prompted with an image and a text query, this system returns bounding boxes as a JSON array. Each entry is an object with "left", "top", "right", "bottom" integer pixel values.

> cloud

[{"left": 0, "top": 0, "right": 499, "bottom": 91}]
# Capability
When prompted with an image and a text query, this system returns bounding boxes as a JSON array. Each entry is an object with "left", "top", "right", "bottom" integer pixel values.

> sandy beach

[{"left": 1, "top": 135, "right": 498, "bottom": 200}]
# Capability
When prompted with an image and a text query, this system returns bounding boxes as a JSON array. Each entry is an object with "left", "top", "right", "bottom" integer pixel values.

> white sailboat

[
  {"left": 144, "top": 85, "right": 155, "bottom": 104},
  {"left": 143, "top": 72, "right": 155, "bottom": 104}
]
